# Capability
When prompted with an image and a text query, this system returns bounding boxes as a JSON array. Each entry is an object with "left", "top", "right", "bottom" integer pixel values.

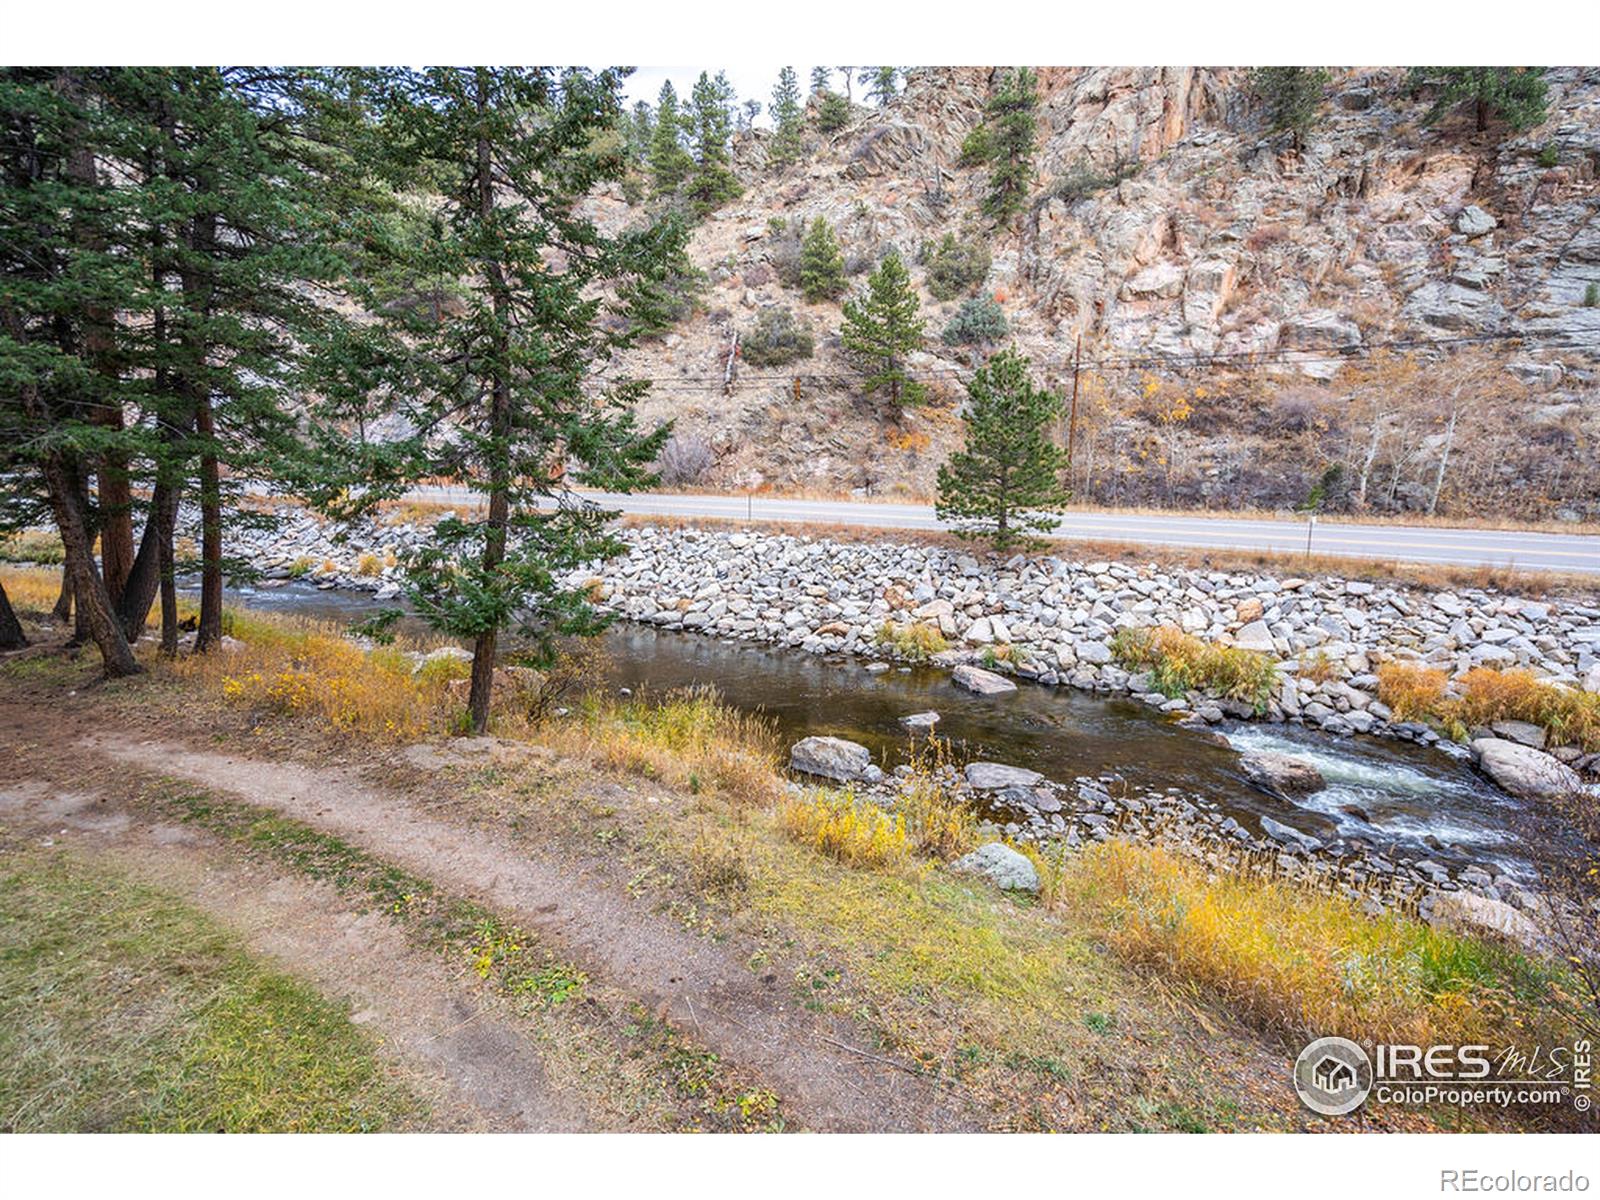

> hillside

[{"left": 593, "top": 67, "right": 1600, "bottom": 520}]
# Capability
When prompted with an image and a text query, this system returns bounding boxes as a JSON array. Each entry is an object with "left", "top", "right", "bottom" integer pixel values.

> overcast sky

[{"left": 619, "top": 66, "right": 850, "bottom": 125}]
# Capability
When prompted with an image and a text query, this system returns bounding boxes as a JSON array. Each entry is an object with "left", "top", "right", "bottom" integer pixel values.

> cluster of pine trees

[{"left": 0, "top": 67, "right": 686, "bottom": 729}]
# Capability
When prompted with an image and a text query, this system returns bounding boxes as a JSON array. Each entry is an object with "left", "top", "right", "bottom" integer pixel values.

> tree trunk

[
  {"left": 115, "top": 480, "right": 176, "bottom": 642},
  {"left": 43, "top": 457, "right": 140, "bottom": 676},
  {"left": 194, "top": 392, "right": 224, "bottom": 652},
  {"left": 1427, "top": 408, "right": 1458, "bottom": 517},
  {"left": 0, "top": 578, "right": 26, "bottom": 650},
  {"left": 157, "top": 485, "right": 180, "bottom": 657},
  {"left": 466, "top": 73, "right": 511, "bottom": 734},
  {"left": 52, "top": 573, "right": 73, "bottom": 624}
]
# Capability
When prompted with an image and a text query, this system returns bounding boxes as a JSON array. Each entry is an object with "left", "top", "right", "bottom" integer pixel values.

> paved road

[{"left": 402, "top": 485, "right": 1600, "bottom": 576}]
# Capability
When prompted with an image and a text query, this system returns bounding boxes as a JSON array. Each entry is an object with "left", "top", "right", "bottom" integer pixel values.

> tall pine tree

[
  {"left": 1408, "top": 67, "right": 1548, "bottom": 133},
  {"left": 935, "top": 349, "right": 1070, "bottom": 551},
  {"left": 365, "top": 68, "right": 673, "bottom": 732},
  {"left": 840, "top": 250, "right": 925, "bottom": 412},
  {"left": 982, "top": 67, "right": 1037, "bottom": 221},
  {"left": 862, "top": 68, "right": 898, "bottom": 107},
  {"left": 648, "top": 80, "right": 692, "bottom": 193},
  {"left": 768, "top": 66, "right": 804, "bottom": 170},
  {"left": 685, "top": 71, "right": 742, "bottom": 215},
  {"left": 1250, "top": 67, "right": 1329, "bottom": 154}
]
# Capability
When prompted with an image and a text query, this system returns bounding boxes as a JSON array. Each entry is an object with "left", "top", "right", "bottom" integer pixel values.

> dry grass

[
  {"left": 1111, "top": 625, "right": 1279, "bottom": 711},
  {"left": 780, "top": 788, "right": 911, "bottom": 869},
  {"left": 874, "top": 619, "right": 949, "bottom": 661},
  {"left": 545, "top": 685, "right": 784, "bottom": 806},
  {"left": 1061, "top": 839, "right": 1566, "bottom": 1049},
  {"left": 1377, "top": 661, "right": 1600, "bottom": 751},
  {"left": 176, "top": 612, "right": 454, "bottom": 741},
  {"left": 894, "top": 737, "right": 979, "bottom": 862},
  {"left": 0, "top": 566, "right": 64, "bottom": 614},
  {"left": 0, "top": 530, "right": 66, "bottom": 565}
]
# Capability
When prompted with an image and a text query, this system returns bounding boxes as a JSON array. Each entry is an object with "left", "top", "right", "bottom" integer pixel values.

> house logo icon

[{"left": 1294, "top": 1037, "right": 1373, "bottom": 1116}]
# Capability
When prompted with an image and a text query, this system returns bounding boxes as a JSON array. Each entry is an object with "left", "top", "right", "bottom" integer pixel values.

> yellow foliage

[
  {"left": 0, "top": 566, "right": 64, "bottom": 614},
  {"left": 894, "top": 738, "right": 978, "bottom": 861},
  {"left": 1111, "top": 625, "right": 1278, "bottom": 710},
  {"left": 780, "top": 789, "right": 910, "bottom": 869},
  {"left": 1376, "top": 661, "right": 1449, "bottom": 722},
  {"left": 874, "top": 620, "right": 948, "bottom": 662},
  {"left": 355, "top": 553, "right": 383, "bottom": 577},
  {"left": 1377, "top": 662, "right": 1600, "bottom": 752}
]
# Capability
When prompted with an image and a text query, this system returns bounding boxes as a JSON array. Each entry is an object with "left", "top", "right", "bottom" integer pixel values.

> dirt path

[
  {"left": 24, "top": 718, "right": 980, "bottom": 1131},
  {"left": 0, "top": 778, "right": 590, "bottom": 1132}
]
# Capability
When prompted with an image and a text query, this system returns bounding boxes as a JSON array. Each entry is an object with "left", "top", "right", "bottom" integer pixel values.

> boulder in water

[
  {"left": 1238, "top": 751, "right": 1326, "bottom": 796},
  {"left": 1471, "top": 737, "right": 1582, "bottom": 801},
  {"left": 952, "top": 664, "right": 1017, "bottom": 695},
  {"left": 898, "top": 711, "right": 941, "bottom": 730},
  {"left": 965, "top": 761, "right": 1045, "bottom": 789}
]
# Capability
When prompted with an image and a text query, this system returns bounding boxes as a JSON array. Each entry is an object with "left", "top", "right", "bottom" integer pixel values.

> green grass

[{"left": 0, "top": 848, "right": 421, "bottom": 1132}]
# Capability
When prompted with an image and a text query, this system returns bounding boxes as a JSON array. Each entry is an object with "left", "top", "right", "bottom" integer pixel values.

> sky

[{"left": 619, "top": 66, "right": 851, "bottom": 126}]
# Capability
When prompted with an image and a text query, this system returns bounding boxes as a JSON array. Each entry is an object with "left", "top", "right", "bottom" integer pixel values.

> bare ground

[{"left": 0, "top": 693, "right": 982, "bottom": 1132}]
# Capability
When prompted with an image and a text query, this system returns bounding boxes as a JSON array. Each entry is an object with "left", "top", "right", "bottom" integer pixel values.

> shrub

[
  {"left": 1538, "top": 143, "right": 1560, "bottom": 168},
  {"left": 921, "top": 232, "right": 990, "bottom": 301},
  {"left": 941, "top": 296, "right": 1009, "bottom": 346},
  {"left": 1298, "top": 649, "right": 1340, "bottom": 685},
  {"left": 656, "top": 434, "right": 715, "bottom": 486},
  {"left": 355, "top": 553, "right": 383, "bottom": 577},
  {"left": 1063, "top": 839, "right": 1563, "bottom": 1048},
  {"left": 1585, "top": 282, "right": 1600, "bottom": 308},
  {"left": 1110, "top": 626, "right": 1278, "bottom": 711},
  {"left": 780, "top": 788, "right": 909, "bottom": 869},
  {"left": 740, "top": 306, "right": 815, "bottom": 367},
  {"left": 816, "top": 90, "right": 850, "bottom": 133},
  {"left": 894, "top": 738, "right": 978, "bottom": 861},
  {"left": 1047, "top": 155, "right": 1138, "bottom": 204},
  {"left": 1376, "top": 661, "right": 1449, "bottom": 722},
  {"left": 874, "top": 620, "right": 948, "bottom": 661},
  {"left": 957, "top": 124, "right": 993, "bottom": 167}
]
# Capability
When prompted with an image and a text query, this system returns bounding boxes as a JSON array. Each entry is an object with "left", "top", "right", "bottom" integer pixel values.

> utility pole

[{"left": 1065, "top": 335, "right": 1083, "bottom": 489}]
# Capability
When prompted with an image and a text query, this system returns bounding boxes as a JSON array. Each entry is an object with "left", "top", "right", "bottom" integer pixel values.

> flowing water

[{"left": 201, "top": 579, "right": 1585, "bottom": 882}]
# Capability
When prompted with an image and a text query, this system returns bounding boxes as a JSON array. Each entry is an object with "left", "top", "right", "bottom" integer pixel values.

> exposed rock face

[
  {"left": 951, "top": 842, "right": 1040, "bottom": 893},
  {"left": 1427, "top": 890, "right": 1547, "bottom": 952},
  {"left": 1471, "top": 737, "right": 1584, "bottom": 800},
  {"left": 952, "top": 664, "right": 1018, "bottom": 695},
  {"left": 964, "top": 762, "right": 1046, "bottom": 790},
  {"left": 597, "top": 66, "right": 1600, "bottom": 518},
  {"left": 789, "top": 736, "right": 873, "bottom": 782},
  {"left": 1239, "top": 752, "right": 1327, "bottom": 796}
]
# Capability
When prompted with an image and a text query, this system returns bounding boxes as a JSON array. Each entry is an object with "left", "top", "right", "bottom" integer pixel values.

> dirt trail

[
  {"left": 0, "top": 779, "right": 590, "bottom": 1132},
  {"left": 78, "top": 730, "right": 981, "bottom": 1132}
]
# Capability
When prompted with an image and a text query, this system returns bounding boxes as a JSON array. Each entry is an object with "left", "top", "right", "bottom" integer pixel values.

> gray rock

[
  {"left": 1491, "top": 720, "right": 1547, "bottom": 749},
  {"left": 950, "top": 842, "right": 1040, "bottom": 893},
  {"left": 965, "top": 761, "right": 1045, "bottom": 790},
  {"left": 1455, "top": 205, "right": 1497, "bottom": 237},
  {"left": 789, "top": 736, "right": 873, "bottom": 782},
  {"left": 1239, "top": 751, "right": 1327, "bottom": 796},
  {"left": 1428, "top": 890, "right": 1545, "bottom": 952},
  {"left": 1233, "top": 620, "right": 1276, "bottom": 653},
  {"left": 898, "top": 710, "right": 941, "bottom": 730},
  {"left": 1471, "top": 737, "right": 1583, "bottom": 800},
  {"left": 1260, "top": 816, "right": 1321, "bottom": 851},
  {"left": 952, "top": 664, "right": 1017, "bottom": 695}
]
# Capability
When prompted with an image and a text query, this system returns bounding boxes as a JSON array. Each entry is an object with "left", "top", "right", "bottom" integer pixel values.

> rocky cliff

[{"left": 596, "top": 67, "right": 1600, "bottom": 519}]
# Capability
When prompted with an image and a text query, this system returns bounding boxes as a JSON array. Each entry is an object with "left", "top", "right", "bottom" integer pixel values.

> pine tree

[
  {"left": 840, "top": 250, "right": 926, "bottom": 411},
  {"left": 799, "top": 216, "right": 846, "bottom": 301},
  {"left": 1250, "top": 67, "right": 1329, "bottom": 154},
  {"left": 862, "top": 67, "right": 898, "bottom": 107},
  {"left": 768, "top": 66, "right": 804, "bottom": 169},
  {"left": 810, "top": 66, "right": 832, "bottom": 95},
  {"left": 685, "top": 71, "right": 742, "bottom": 216},
  {"left": 648, "top": 80, "right": 692, "bottom": 193},
  {"left": 935, "top": 349, "right": 1070, "bottom": 551},
  {"left": 1408, "top": 67, "right": 1548, "bottom": 133},
  {"left": 361, "top": 68, "right": 672, "bottom": 732},
  {"left": 816, "top": 90, "right": 850, "bottom": 133},
  {"left": 983, "top": 67, "right": 1037, "bottom": 221},
  {"left": 837, "top": 67, "right": 855, "bottom": 103},
  {"left": 625, "top": 100, "right": 654, "bottom": 167}
]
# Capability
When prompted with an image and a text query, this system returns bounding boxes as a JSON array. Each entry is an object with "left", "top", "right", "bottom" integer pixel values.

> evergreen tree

[
  {"left": 799, "top": 216, "right": 846, "bottom": 301},
  {"left": 816, "top": 90, "right": 850, "bottom": 133},
  {"left": 685, "top": 71, "right": 742, "bottom": 216},
  {"left": 836, "top": 67, "right": 855, "bottom": 104},
  {"left": 983, "top": 67, "right": 1037, "bottom": 221},
  {"left": 362, "top": 68, "right": 671, "bottom": 732},
  {"left": 935, "top": 349, "right": 1070, "bottom": 551},
  {"left": 1408, "top": 67, "right": 1548, "bottom": 133},
  {"left": 1250, "top": 67, "right": 1329, "bottom": 154},
  {"left": 840, "top": 250, "right": 926, "bottom": 411},
  {"left": 810, "top": 66, "right": 832, "bottom": 95},
  {"left": 625, "top": 100, "right": 654, "bottom": 167},
  {"left": 648, "top": 80, "right": 692, "bottom": 193},
  {"left": 768, "top": 66, "right": 804, "bottom": 169},
  {"left": 862, "top": 67, "right": 898, "bottom": 107},
  {"left": 740, "top": 99, "right": 762, "bottom": 132}
]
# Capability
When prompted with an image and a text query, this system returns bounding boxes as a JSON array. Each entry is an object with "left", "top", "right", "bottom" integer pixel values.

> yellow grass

[
  {"left": 780, "top": 788, "right": 910, "bottom": 869},
  {"left": 1376, "top": 661, "right": 1450, "bottom": 723},
  {"left": 1061, "top": 840, "right": 1564, "bottom": 1048},
  {"left": 546, "top": 685, "right": 784, "bottom": 805},
  {"left": 1378, "top": 662, "right": 1600, "bottom": 752},
  {"left": 873, "top": 619, "right": 948, "bottom": 661},
  {"left": 0, "top": 566, "right": 64, "bottom": 613},
  {"left": 1111, "top": 625, "right": 1278, "bottom": 710}
]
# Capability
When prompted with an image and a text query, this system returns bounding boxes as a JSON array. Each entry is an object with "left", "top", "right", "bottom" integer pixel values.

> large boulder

[
  {"left": 965, "top": 761, "right": 1045, "bottom": 790},
  {"left": 1428, "top": 891, "right": 1546, "bottom": 953},
  {"left": 952, "top": 664, "right": 1017, "bottom": 695},
  {"left": 1233, "top": 620, "right": 1276, "bottom": 653},
  {"left": 789, "top": 736, "right": 873, "bottom": 783},
  {"left": 1471, "top": 738, "right": 1583, "bottom": 801},
  {"left": 1239, "top": 751, "right": 1326, "bottom": 796},
  {"left": 951, "top": 843, "right": 1040, "bottom": 893}
]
